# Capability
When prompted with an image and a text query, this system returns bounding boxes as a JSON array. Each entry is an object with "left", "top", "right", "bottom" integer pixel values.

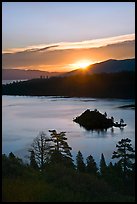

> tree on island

[
  {"left": 104, "top": 112, "right": 107, "bottom": 118},
  {"left": 111, "top": 116, "right": 114, "bottom": 123},
  {"left": 120, "top": 118, "right": 124, "bottom": 125}
]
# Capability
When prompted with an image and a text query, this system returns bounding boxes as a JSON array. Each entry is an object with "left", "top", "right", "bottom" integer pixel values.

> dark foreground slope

[
  {"left": 2, "top": 71, "right": 135, "bottom": 99},
  {"left": 2, "top": 152, "right": 135, "bottom": 202}
]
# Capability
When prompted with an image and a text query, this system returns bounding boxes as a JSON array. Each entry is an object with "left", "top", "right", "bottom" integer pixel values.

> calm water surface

[
  {"left": 2, "top": 79, "right": 27, "bottom": 85},
  {"left": 2, "top": 95, "right": 135, "bottom": 166}
]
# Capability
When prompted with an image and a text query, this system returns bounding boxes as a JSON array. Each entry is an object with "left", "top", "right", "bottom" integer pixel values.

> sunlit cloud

[
  {"left": 53, "top": 33, "right": 135, "bottom": 50},
  {"left": 2, "top": 34, "right": 135, "bottom": 54},
  {"left": 2, "top": 44, "right": 59, "bottom": 54}
]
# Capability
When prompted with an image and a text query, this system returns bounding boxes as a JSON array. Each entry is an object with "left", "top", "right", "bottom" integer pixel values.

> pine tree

[
  {"left": 9, "top": 152, "right": 16, "bottom": 160},
  {"left": 49, "top": 130, "right": 73, "bottom": 167},
  {"left": 100, "top": 153, "right": 107, "bottom": 176},
  {"left": 112, "top": 138, "right": 135, "bottom": 178},
  {"left": 120, "top": 118, "right": 124, "bottom": 125},
  {"left": 111, "top": 116, "right": 114, "bottom": 123},
  {"left": 8, "top": 152, "right": 23, "bottom": 164},
  {"left": 76, "top": 151, "right": 85, "bottom": 172},
  {"left": 86, "top": 155, "right": 98, "bottom": 175},
  {"left": 104, "top": 112, "right": 107, "bottom": 118}
]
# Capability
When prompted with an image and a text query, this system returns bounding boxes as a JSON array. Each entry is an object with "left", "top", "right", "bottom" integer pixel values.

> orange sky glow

[{"left": 2, "top": 34, "right": 135, "bottom": 72}]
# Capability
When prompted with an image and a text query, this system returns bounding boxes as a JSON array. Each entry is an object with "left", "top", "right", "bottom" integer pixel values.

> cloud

[
  {"left": 2, "top": 44, "right": 59, "bottom": 54},
  {"left": 3, "top": 33, "right": 135, "bottom": 54},
  {"left": 2, "top": 34, "right": 135, "bottom": 72}
]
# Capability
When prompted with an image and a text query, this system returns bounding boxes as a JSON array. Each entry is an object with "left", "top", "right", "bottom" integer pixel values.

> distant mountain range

[
  {"left": 63, "top": 58, "right": 135, "bottom": 76},
  {"left": 2, "top": 69, "right": 64, "bottom": 80},
  {"left": 2, "top": 58, "right": 135, "bottom": 80},
  {"left": 88, "top": 58, "right": 135, "bottom": 73}
]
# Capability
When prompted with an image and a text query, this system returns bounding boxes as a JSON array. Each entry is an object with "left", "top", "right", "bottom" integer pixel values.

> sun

[{"left": 72, "top": 60, "right": 92, "bottom": 70}]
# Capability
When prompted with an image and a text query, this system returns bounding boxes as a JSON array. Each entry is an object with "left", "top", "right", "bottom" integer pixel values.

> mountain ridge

[
  {"left": 2, "top": 58, "right": 135, "bottom": 80},
  {"left": 63, "top": 58, "right": 135, "bottom": 77}
]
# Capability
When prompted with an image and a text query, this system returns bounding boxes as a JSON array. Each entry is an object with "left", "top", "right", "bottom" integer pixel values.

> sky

[{"left": 2, "top": 2, "right": 135, "bottom": 72}]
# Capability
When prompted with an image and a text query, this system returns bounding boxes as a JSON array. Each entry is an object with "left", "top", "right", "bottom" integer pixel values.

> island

[{"left": 73, "top": 109, "right": 127, "bottom": 130}]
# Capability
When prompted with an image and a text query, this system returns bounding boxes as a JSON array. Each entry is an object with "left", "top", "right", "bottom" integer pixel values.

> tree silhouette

[
  {"left": 86, "top": 155, "right": 98, "bottom": 175},
  {"left": 107, "top": 161, "right": 114, "bottom": 175},
  {"left": 2, "top": 152, "right": 25, "bottom": 178},
  {"left": 49, "top": 130, "right": 73, "bottom": 167},
  {"left": 112, "top": 138, "right": 135, "bottom": 178},
  {"left": 9, "top": 152, "right": 16, "bottom": 160},
  {"left": 100, "top": 153, "right": 107, "bottom": 176},
  {"left": 76, "top": 151, "right": 85, "bottom": 172},
  {"left": 120, "top": 118, "right": 124, "bottom": 125},
  {"left": 29, "top": 150, "right": 39, "bottom": 169},
  {"left": 111, "top": 116, "right": 114, "bottom": 123},
  {"left": 29, "top": 131, "right": 51, "bottom": 170},
  {"left": 8, "top": 152, "right": 23, "bottom": 165},
  {"left": 104, "top": 112, "right": 107, "bottom": 118}
]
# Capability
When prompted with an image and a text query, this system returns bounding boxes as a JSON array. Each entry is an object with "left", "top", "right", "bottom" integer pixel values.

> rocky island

[{"left": 73, "top": 109, "right": 127, "bottom": 130}]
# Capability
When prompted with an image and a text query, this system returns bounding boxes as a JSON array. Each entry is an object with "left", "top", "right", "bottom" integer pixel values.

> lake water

[
  {"left": 2, "top": 95, "right": 135, "bottom": 166},
  {"left": 2, "top": 79, "right": 27, "bottom": 85}
]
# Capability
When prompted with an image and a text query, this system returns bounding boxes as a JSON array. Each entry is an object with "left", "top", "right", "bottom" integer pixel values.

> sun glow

[{"left": 72, "top": 60, "right": 93, "bottom": 69}]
